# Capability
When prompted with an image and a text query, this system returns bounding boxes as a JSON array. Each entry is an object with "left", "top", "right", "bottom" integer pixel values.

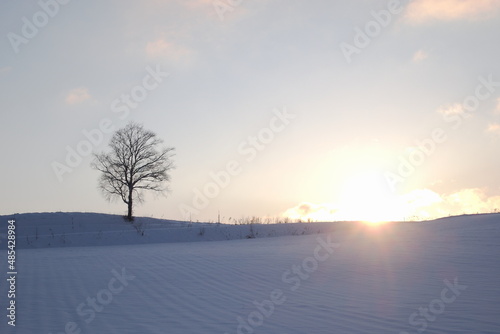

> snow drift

[{"left": 0, "top": 212, "right": 499, "bottom": 334}]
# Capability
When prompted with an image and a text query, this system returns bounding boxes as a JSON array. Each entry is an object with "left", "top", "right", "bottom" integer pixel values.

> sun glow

[
  {"left": 335, "top": 171, "right": 408, "bottom": 223},
  {"left": 284, "top": 171, "right": 413, "bottom": 223}
]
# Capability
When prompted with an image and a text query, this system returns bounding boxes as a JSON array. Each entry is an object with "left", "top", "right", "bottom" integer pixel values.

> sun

[
  {"left": 335, "top": 171, "right": 408, "bottom": 223},
  {"left": 284, "top": 168, "right": 419, "bottom": 223}
]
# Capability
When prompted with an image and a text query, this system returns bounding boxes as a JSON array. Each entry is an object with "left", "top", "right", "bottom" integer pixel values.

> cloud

[
  {"left": 440, "top": 188, "right": 500, "bottom": 214},
  {"left": 0, "top": 66, "right": 12, "bottom": 74},
  {"left": 146, "top": 38, "right": 192, "bottom": 63},
  {"left": 401, "top": 189, "right": 442, "bottom": 208},
  {"left": 402, "top": 188, "right": 500, "bottom": 220},
  {"left": 405, "top": 0, "right": 500, "bottom": 23},
  {"left": 145, "top": 0, "right": 212, "bottom": 9},
  {"left": 413, "top": 50, "right": 429, "bottom": 62},
  {"left": 388, "top": 188, "right": 500, "bottom": 219},
  {"left": 178, "top": 0, "right": 256, "bottom": 22},
  {"left": 283, "top": 188, "right": 500, "bottom": 222},
  {"left": 496, "top": 98, "right": 500, "bottom": 113},
  {"left": 181, "top": 0, "right": 213, "bottom": 9},
  {"left": 146, "top": 0, "right": 254, "bottom": 24},
  {"left": 284, "top": 202, "right": 338, "bottom": 222},
  {"left": 436, "top": 103, "right": 469, "bottom": 117},
  {"left": 486, "top": 123, "right": 500, "bottom": 134},
  {"left": 65, "top": 87, "right": 91, "bottom": 105}
]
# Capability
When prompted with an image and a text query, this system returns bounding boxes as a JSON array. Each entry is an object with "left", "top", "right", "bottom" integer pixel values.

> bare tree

[{"left": 91, "top": 122, "right": 174, "bottom": 221}]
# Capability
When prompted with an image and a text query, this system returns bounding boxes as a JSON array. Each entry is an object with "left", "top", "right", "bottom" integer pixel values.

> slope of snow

[
  {"left": 0, "top": 213, "right": 499, "bottom": 333},
  {"left": 0, "top": 212, "right": 334, "bottom": 249}
]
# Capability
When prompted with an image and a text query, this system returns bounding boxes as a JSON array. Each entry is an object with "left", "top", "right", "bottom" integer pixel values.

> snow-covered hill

[
  {"left": 0, "top": 212, "right": 499, "bottom": 333},
  {"left": 0, "top": 212, "right": 338, "bottom": 249}
]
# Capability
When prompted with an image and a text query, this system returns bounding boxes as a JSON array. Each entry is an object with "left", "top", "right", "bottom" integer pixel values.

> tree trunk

[{"left": 127, "top": 188, "right": 133, "bottom": 221}]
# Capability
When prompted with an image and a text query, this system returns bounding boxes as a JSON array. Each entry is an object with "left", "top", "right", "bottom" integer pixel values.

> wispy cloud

[
  {"left": 486, "top": 123, "right": 500, "bottom": 134},
  {"left": 0, "top": 66, "right": 12, "bottom": 75},
  {"left": 146, "top": 38, "right": 192, "bottom": 63},
  {"left": 178, "top": 0, "right": 255, "bottom": 22},
  {"left": 65, "top": 87, "right": 91, "bottom": 105},
  {"left": 405, "top": 0, "right": 500, "bottom": 23},
  {"left": 181, "top": 0, "right": 213, "bottom": 10},
  {"left": 437, "top": 103, "right": 467, "bottom": 116},
  {"left": 413, "top": 49, "right": 429, "bottom": 62}
]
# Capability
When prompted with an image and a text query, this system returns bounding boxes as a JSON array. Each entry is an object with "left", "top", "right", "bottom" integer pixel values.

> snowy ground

[{"left": 0, "top": 212, "right": 499, "bottom": 333}]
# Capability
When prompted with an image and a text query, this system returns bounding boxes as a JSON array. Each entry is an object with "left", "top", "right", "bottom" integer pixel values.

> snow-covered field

[{"left": 1, "top": 212, "right": 499, "bottom": 333}]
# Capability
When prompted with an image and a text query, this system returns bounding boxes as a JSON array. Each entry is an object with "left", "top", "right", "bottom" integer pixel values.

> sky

[{"left": 1, "top": 0, "right": 500, "bottom": 223}]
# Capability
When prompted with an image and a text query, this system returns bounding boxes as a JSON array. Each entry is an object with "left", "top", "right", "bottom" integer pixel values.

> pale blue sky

[{"left": 2, "top": 0, "right": 500, "bottom": 222}]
